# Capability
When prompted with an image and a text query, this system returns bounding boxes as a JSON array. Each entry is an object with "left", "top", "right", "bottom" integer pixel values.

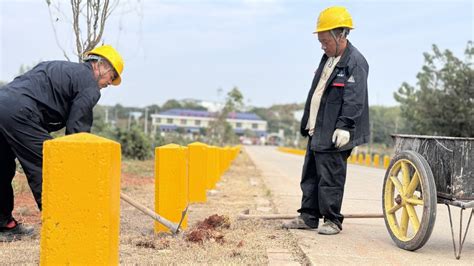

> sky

[{"left": 0, "top": 0, "right": 472, "bottom": 108}]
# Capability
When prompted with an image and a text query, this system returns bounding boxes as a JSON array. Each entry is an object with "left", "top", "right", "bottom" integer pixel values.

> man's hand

[{"left": 332, "top": 129, "right": 350, "bottom": 148}]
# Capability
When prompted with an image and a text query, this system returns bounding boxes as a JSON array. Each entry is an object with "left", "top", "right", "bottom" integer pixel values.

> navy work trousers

[
  {"left": 297, "top": 139, "right": 351, "bottom": 229},
  {"left": 0, "top": 91, "right": 50, "bottom": 226}
]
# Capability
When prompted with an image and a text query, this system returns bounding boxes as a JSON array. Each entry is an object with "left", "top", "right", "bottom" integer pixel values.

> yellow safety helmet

[
  {"left": 85, "top": 45, "right": 124, "bottom": 86},
  {"left": 314, "top": 6, "right": 354, "bottom": 33}
]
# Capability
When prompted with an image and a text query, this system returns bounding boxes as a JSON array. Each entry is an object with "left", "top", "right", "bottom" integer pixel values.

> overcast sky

[{"left": 0, "top": 0, "right": 472, "bottom": 108}]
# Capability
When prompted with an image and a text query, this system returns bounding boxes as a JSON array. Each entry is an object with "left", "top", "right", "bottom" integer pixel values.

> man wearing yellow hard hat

[
  {"left": 0, "top": 45, "right": 124, "bottom": 241},
  {"left": 283, "top": 6, "right": 370, "bottom": 235}
]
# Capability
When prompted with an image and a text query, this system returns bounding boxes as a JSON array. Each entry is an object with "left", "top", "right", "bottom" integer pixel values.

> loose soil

[{"left": 0, "top": 150, "right": 307, "bottom": 264}]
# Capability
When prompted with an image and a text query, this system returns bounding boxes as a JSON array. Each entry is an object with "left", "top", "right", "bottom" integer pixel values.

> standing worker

[
  {"left": 0, "top": 45, "right": 124, "bottom": 241},
  {"left": 283, "top": 6, "right": 370, "bottom": 235}
]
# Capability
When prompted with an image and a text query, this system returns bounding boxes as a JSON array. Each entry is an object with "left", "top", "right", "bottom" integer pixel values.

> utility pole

[
  {"left": 127, "top": 112, "right": 132, "bottom": 131},
  {"left": 144, "top": 108, "right": 148, "bottom": 135}
]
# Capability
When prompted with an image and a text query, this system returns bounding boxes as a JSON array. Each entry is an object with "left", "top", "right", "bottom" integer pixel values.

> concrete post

[
  {"left": 155, "top": 144, "right": 188, "bottom": 233},
  {"left": 373, "top": 154, "right": 380, "bottom": 167},
  {"left": 383, "top": 155, "right": 391, "bottom": 169},
  {"left": 40, "top": 133, "right": 121, "bottom": 265},
  {"left": 188, "top": 142, "right": 207, "bottom": 203},
  {"left": 365, "top": 154, "right": 372, "bottom": 167}
]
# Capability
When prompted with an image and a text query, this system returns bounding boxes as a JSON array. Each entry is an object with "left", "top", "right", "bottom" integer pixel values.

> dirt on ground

[{"left": 0, "top": 150, "right": 307, "bottom": 264}]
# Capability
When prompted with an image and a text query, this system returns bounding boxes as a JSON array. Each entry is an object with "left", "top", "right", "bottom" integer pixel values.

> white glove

[{"left": 332, "top": 129, "right": 350, "bottom": 148}]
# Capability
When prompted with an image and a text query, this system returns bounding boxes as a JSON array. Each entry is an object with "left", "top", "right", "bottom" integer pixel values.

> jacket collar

[{"left": 321, "top": 40, "right": 353, "bottom": 68}]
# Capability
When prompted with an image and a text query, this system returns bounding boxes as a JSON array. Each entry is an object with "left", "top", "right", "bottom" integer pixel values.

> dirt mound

[{"left": 185, "top": 214, "right": 230, "bottom": 244}]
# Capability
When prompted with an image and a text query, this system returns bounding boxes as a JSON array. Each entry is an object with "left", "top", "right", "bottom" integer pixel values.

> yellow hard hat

[
  {"left": 314, "top": 6, "right": 354, "bottom": 33},
  {"left": 85, "top": 45, "right": 124, "bottom": 86}
]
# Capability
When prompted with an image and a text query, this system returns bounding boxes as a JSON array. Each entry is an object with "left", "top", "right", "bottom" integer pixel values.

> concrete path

[{"left": 245, "top": 146, "right": 473, "bottom": 265}]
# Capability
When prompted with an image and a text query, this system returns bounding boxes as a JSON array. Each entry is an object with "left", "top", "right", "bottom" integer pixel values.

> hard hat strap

[{"left": 330, "top": 30, "right": 340, "bottom": 57}]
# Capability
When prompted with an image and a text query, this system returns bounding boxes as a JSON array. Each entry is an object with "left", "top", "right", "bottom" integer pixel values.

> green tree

[
  {"left": 207, "top": 87, "right": 243, "bottom": 145},
  {"left": 91, "top": 106, "right": 116, "bottom": 140},
  {"left": 369, "top": 106, "right": 407, "bottom": 146},
  {"left": 394, "top": 42, "right": 473, "bottom": 137},
  {"left": 161, "top": 99, "right": 182, "bottom": 111},
  {"left": 182, "top": 102, "right": 207, "bottom": 111},
  {"left": 115, "top": 125, "right": 152, "bottom": 160},
  {"left": 251, "top": 103, "right": 303, "bottom": 141}
]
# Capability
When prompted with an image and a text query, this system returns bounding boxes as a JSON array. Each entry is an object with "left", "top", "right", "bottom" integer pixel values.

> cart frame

[{"left": 383, "top": 134, "right": 473, "bottom": 259}]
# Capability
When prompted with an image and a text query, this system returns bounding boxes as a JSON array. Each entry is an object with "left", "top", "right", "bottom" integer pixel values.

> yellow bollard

[
  {"left": 215, "top": 147, "right": 222, "bottom": 183},
  {"left": 232, "top": 147, "right": 239, "bottom": 160},
  {"left": 383, "top": 155, "right": 391, "bottom": 169},
  {"left": 155, "top": 144, "right": 188, "bottom": 233},
  {"left": 358, "top": 154, "right": 364, "bottom": 164},
  {"left": 188, "top": 142, "right": 207, "bottom": 203},
  {"left": 40, "top": 133, "right": 121, "bottom": 265},
  {"left": 347, "top": 155, "right": 353, "bottom": 163},
  {"left": 225, "top": 146, "right": 232, "bottom": 171},
  {"left": 350, "top": 154, "right": 354, "bottom": 164},
  {"left": 205, "top": 146, "right": 216, "bottom": 190},
  {"left": 365, "top": 154, "right": 372, "bottom": 167},
  {"left": 373, "top": 154, "right": 380, "bottom": 168}
]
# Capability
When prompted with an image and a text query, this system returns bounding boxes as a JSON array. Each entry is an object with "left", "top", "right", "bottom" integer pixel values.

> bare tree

[{"left": 45, "top": 0, "right": 119, "bottom": 62}]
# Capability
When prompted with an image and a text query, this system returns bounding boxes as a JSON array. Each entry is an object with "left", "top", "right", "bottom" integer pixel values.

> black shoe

[{"left": 0, "top": 219, "right": 35, "bottom": 242}]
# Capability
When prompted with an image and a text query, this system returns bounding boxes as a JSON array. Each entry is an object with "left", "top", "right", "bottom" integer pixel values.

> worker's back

[{"left": 1, "top": 61, "right": 101, "bottom": 133}]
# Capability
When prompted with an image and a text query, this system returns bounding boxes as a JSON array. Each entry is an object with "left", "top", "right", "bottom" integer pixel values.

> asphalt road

[{"left": 245, "top": 145, "right": 473, "bottom": 265}]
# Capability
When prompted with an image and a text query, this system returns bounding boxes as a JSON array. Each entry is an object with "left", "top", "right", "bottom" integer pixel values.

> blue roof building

[{"left": 150, "top": 108, "right": 267, "bottom": 137}]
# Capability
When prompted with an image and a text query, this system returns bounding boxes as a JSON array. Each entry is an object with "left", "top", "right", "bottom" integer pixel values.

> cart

[{"left": 382, "top": 134, "right": 473, "bottom": 259}]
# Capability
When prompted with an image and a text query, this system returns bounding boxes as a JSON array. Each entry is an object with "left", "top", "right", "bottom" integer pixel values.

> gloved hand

[{"left": 332, "top": 129, "right": 350, "bottom": 148}]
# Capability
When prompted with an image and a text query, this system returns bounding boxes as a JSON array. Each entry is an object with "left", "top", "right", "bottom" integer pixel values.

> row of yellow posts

[
  {"left": 155, "top": 142, "right": 240, "bottom": 232},
  {"left": 277, "top": 147, "right": 391, "bottom": 169},
  {"left": 40, "top": 133, "right": 240, "bottom": 265},
  {"left": 347, "top": 153, "right": 391, "bottom": 169}
]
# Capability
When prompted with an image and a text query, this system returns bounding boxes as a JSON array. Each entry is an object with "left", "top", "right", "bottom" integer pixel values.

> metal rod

[
  {"left": 120, "top": 192, "right": 180, "bottom": 234},
  {"left": 237, "top": 213, "right": 384, "bottom": 220},
  {"left": 458, "top": 208, "right": 473, "bottom": 260}
]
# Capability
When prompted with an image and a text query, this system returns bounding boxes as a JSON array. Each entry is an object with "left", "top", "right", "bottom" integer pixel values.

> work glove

[{"left": 332, "top": 129, "right": 350, "bottom": 148}]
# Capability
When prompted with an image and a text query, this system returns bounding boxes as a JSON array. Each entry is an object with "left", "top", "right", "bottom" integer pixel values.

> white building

[{"left": 150, "top": 108, "right": 267, "bottom": 137}]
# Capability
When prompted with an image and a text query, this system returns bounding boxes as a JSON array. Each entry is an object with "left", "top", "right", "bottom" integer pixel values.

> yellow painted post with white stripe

[
  {"left": 155, "top": 144, "right": 188, "bottom": 233},
  {"left": 188, "top": 142, "right": 207, "bottom": 203},
  {"left": 358, "top": 154, "right": 364, "bottom": 164},
  {"left": 40, "top": 133, "right": 121, "bottom": 265}
]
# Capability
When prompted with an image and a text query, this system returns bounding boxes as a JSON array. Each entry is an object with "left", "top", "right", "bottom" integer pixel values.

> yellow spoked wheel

[{"left": 383, "top": 150, "right": 437, "bottom": 251}]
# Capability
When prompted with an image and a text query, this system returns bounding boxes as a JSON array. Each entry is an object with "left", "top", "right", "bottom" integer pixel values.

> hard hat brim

[{"left": 112, "top": 76, "right": 121, "bottom": 86}]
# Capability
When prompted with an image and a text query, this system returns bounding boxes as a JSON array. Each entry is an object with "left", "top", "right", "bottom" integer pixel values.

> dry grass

[{"left": 1, "top": 150, "right": 306, "bottom": 264}]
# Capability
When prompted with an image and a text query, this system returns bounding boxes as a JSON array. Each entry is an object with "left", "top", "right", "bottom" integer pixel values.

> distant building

[{"left": 150, "top": 108, "right": 267, "bottom": 138}]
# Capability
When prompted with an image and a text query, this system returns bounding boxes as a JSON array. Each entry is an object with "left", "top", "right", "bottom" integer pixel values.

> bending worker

[
  {"left": 0, "top": 45, "right": 124, "bottom": 241},
  {"left": 283, "top": 6, "right": 370, "bottom": 235}
]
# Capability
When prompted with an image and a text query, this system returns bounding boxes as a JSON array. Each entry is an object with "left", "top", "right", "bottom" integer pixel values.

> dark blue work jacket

[
  {"left": 301, "top": 41, "right": 370, "bottom": 152},
  {"left": 1, "top": 61, "right": 101, "bottom": 134}
]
